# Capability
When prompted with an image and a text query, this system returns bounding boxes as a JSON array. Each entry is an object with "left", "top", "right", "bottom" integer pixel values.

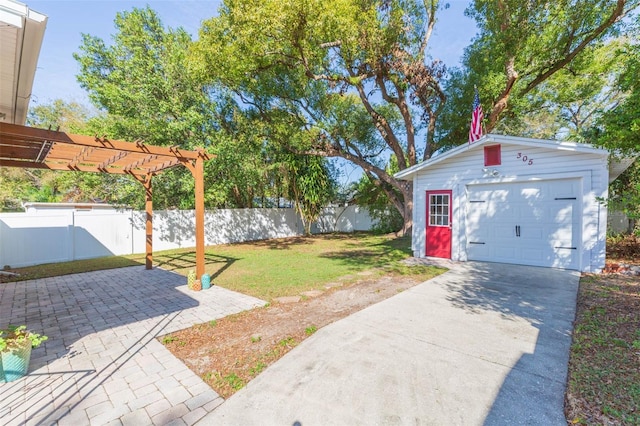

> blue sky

[
  {"left": 27, "top": 0, "right": 222, "bottom": 105},
  {"left": 26, "top": 0, "right": 478, "bottom": 107}
]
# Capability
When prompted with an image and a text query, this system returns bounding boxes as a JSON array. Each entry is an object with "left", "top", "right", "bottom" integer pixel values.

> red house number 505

[{"left": 516, "top": 152, "right": 534, "bottom": 165}]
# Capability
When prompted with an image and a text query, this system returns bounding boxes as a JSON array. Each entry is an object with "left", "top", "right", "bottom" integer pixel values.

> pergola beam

[
  {"left": 1, "top": 122, "right": 201, "bottom": 159},
  {"left": 0, "top": 159, "right": 49, "bottom": 169},
  {"left": 0, "top": 159, "right": 147, "bottom": 175},
  {"left": 69, "top": 146, "right": 96, "bottom": 168},
  {"left": 124, "top": 155, "right": 158, "bottom": 171},
  {"left": 99, "top": 151, "right": 129, "bottom": 170}
]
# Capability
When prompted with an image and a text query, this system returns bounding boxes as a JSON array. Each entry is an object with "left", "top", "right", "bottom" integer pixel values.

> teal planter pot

[
  {"left": 0, "top": 325, "right": 47, "bottom": 383},
  {"left": 1, "top": 341, "right": 32, "bottom": 383},
  {"left": 201, "top": 274, "right": 211, "bottom": 289}
]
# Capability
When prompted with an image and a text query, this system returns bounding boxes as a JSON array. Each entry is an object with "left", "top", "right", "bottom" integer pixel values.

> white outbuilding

[{"left": 395, "top": 134, "right": 633, "bottom": 273}]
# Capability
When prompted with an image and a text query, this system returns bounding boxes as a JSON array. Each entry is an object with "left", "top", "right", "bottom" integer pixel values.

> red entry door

[{"left": 426, "top": 190, "right": 452, "bottom": 258}]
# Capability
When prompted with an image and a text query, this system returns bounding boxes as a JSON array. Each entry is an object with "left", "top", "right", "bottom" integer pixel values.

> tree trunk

[
  {"left": 392, "top": 180, "right": 413, "bottom": 237},
  {"left": 403, "top": 181, "right": 413, "bottom": 236},
  {"left": 487, "top": 56, "right": 518, "bottom": 132},
  {"left": 400, "top": 189, "right": 413, "bottom": 237}
]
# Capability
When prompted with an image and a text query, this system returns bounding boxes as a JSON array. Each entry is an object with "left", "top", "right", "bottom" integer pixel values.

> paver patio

[{"left": 0, "top": 266, "right": 266, "bottom": 425}]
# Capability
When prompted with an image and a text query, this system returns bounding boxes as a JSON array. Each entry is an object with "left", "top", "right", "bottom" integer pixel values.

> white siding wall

[{"left": 411, "top": 141, "right": 609, "bottom": 272}]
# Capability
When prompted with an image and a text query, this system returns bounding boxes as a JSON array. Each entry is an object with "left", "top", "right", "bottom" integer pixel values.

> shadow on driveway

[{"left": 440, "top": 262, "right": 580, "bottom": 424}]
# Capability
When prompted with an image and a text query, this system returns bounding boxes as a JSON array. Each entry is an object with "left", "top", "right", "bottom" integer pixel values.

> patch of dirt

[{"left": 162, "top": 274, "right": 426, "bottom": 398}]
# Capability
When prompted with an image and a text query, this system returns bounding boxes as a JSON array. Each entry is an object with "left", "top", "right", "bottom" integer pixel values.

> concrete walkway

[
  {"left": 0, "top": 266, "right": 265, "bottom": 425},
  {"left": 198, "top": 261, "right": 580, "bottom": 425}
]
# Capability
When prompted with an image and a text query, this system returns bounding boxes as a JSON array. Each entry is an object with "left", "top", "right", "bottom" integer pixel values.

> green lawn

[{"left": 2, "top": 233, "right": 444, "bottom": 300}]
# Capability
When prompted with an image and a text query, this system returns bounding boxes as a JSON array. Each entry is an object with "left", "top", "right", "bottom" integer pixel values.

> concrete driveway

[{"left": 198, "top": 261, "right": 580, "bottom": 425}]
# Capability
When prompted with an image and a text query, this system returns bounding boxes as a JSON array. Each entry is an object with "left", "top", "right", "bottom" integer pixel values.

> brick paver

[{"left": 0, "top": 266, "right": 265, "bottom": 425}]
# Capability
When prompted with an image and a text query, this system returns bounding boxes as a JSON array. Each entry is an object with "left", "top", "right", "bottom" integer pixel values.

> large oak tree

[
  {"left": 192, "top": 0, "right": 636, "bottom": 234},
  {"left": 192, "top": 0, "right": 446, "bottom": 234}
]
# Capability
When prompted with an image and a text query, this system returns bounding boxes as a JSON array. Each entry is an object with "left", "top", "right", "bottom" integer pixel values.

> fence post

[{"left": 68, "top": 211, "right": 75, "bottom": 261}]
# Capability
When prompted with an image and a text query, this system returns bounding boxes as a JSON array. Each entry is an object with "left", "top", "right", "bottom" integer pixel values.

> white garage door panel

[{"left": 466, "top": 179, "right": 580, "bottom": 270}]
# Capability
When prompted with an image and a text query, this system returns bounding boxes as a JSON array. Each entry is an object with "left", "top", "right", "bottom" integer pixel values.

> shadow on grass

[
  {"left": 154, "top": 251, "right": 238, "bottom": 281},
  {"left": 318, "top": 235, "right": 413, "bottom": 269},
  {"left": 249, "top": 236, "right": 314, "bottom": 250},
  {"left": 247, "top": 232, "right": 383, "bottom": 250},
  {"left": 2, "top": 233, "right": 410, "bottom": 285},
  {"left": 0, "top": 256, "right": 143, "bottom": 284}
]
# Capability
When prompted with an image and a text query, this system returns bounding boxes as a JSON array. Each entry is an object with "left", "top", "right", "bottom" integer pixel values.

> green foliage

[
  {"left": 352, "top": 156, "right": 404, "bottom": 234},
  {"left": 439, "top": 0, "right": 637, "bottom": 145},
  {"left": 192, "top": 0, "right": 448, "bottom": 232},
  {"left": 75, "top": 7, "right": 214, "bottom": 149},
  {"left": 249, "top": 362, "right": 267, "bottom": 376},
  {"left": 162, "top": 335, "right": 178, "bottom": 344},
  {"left": 285, "top": 155, "right": 337, "bottom": 235},
  {"left": 590, "top": 41, "right": 640, "bottom": 223},
  {"left": 607, "top": 159, "right": 640, "bottom": 223},
  {"left": 0, "top": 168, "right": 40, "bottom": 211},
  {"left": 0, "top": 325, "right": 48, "bottom": 353},
  {"left": 217, "top": 372, "right": 245, "bottom": 391},
  {"left": 73, "top": 7, "right": 217, "bottom": 209},
  {"left": 204, "top": 108, "right": 297, "bottom": 209},
  {"left": 304, "top": 325, "right": 318, "bottom": 335},
  {"left": 595, "top": 41, "right": 640, "bottom": 155},
  {"left": 72, "top": 7, "right": 337, "bottom": 211},
  {"left": 278, "top": 337, "right": 296, "bottom": 348},
  {"left": 27, "top": 99, "right": 92, "bottom": 133},
  {"left": 0, "top": 100, "right": 108, "bottom": 210}
]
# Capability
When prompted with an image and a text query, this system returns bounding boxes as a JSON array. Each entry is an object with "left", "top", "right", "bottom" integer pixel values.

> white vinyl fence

[
  {"left": 607, "top": 210, "right": 636, "bottom": 235},
  {"left": 0, "top": 206, "right": 374, "bottom": 268}
]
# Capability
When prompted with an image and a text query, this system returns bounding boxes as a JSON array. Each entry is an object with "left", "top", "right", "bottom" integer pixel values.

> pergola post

[
  {"left": 144, "top": 174, "right": 153, "bottom": 270},
  {"left": 193, "top": 155, "right": 205, "bottom": 277}
]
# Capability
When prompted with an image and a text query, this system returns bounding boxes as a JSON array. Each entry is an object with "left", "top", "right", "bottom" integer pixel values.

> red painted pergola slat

[{"left": 0, "top": 122, "right": 212, "bottom": 277}]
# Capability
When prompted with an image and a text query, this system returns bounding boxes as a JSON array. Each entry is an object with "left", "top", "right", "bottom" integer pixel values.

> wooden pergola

[{"left": 0, "top": 122, "right": 211, "bottom": 277}]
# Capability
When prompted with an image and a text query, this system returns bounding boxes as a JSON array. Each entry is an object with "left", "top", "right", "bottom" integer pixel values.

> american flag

[{"left": 468, "top": 89, "right": 483, "bottom": 143}]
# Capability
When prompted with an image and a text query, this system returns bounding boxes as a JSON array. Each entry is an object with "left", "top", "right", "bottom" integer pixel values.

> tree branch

[
  {"left": 519, "top": 0, "right": 627, "bottom": 96},
  {"left": 419, "top": 0, "right": 438, "bottom": 57},
  {"left": 487, "top": 55, "right": 519, "bottom": 132},
  {"left": 303, "top": 139, "right": 400, "bottom": 190},
  {"left": 348, "top": 69, "right": 408, "bottom": 168}
]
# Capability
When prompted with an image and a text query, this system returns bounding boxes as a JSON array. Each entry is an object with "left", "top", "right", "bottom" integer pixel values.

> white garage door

[{"left": 466, "top": 179, "right": 580, "bottom": 270}]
